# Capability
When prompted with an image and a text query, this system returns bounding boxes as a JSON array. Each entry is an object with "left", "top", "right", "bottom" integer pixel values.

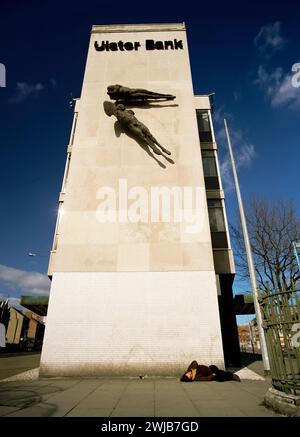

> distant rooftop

[{"left": 20, "top": 295, "right": 49, "bottom": 316}]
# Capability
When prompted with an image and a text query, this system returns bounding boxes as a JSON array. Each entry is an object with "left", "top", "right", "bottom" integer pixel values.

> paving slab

[
  {"left": 110, "top": 380, "right": 155, "bottom": 417},
  {"left": 192, "top": 399, "right": 246, "bottom": 417},
  {"left": 66, "top": 408, "right": 113, "bottom": 417},
  {"left": 0, "top": 405, "right": 22, "bottom": 416},
  {"left": 0, "top": 373, "right": 284, "bottom": 417},
  {"left": 154, "top": 379, "right": 208, "bottom": 417}
]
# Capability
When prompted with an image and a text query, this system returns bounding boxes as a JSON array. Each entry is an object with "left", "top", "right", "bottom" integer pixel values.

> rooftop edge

[{"left": 91, "top": 23, "right": 186, "bottom": 34}]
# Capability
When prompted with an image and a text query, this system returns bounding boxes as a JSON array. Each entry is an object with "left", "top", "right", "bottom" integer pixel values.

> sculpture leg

[
  {"left": 135, "top": 89, "right": 175, "bottom": 100},
  {"left": 148, "top": 93, "right": 175, "bottom": 100},
  {"left": 156, "top": 143, "right": 171, "bottom": 156},
  {"left": 145, "top": 138, "right": 163, "bottom": 155},
  {"left": 147, "top": 133, "right": 171, "bottom": 155}
]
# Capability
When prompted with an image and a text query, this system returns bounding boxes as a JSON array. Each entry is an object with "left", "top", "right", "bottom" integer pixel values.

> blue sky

[{"left": 0, "top": 1, "right": 299, "bottom": 324}]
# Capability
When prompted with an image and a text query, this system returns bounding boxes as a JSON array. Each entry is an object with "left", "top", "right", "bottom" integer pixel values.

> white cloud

[
  {"left": 219, "top": 156, "right": 235, "bottom": 191},
  {"left": 213, "top": 113, "right": 257, "bottom": 192},
  {"left": 0, "top": 264, "right": 50, "bottom": 295},
  {"left": 255, "top": 65, "right": 300, "bottom": 108},
  {"left": 10, "top": 82, "right": 45, "bottom": 103},
  {"left": 49, "top": 78, "right": 57, "bottom": 88},
  {"left": 255, "top": 65, "right": 283, "bottom": 93},
  {"left": 213, "top": 105, "right": 231, "bottom": 127},
  {"left": 254, "top": 21, "right": 285, "bottom": 57},
  {"left": 219, "top": 141, "right": 256, "bottom": 192},
  {"left": 233, "top": 91, "right": 241, "bottom": 102},
  {"left": 271, "top": 72, "right": 300, "bottom": 107},
  {"left": 238, "top": 143, "right": 256, "bottom": 167}
]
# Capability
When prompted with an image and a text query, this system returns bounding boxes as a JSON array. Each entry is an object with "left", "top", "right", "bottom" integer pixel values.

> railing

[{"left": 259, "top": 286, "right": 300, "bottom": 395}]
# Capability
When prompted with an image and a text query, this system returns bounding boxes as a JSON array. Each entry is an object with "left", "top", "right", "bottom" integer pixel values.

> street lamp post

[
  {"left": 28, "top": 252, "right": 48, "bottom": 258},
  {"left": 224, "top": 118, "right": 270, "bottom": 373}
]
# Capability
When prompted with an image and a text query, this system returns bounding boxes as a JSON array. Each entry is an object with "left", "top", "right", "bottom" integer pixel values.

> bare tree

[{"left": 231, "top": 198, "right": 300, "bottom": 292}]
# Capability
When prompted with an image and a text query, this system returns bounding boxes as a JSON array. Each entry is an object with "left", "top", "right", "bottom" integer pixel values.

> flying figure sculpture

[
  {"left": 103, "top": 101, "right": 172, "bottom": 157},
  {"left": 107, "top": 84, "right": 176, "bottom": 101}
]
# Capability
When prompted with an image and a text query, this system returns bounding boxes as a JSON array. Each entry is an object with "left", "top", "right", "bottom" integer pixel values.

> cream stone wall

[
  {"left": 49, "top": 23, "right": 213, "bottom": 273},
  {"left": 41, "top": 24, "right": 225, "bottom": 376},
  {"left": 40, "top": 271, "right": 224, "bottom": 376}
]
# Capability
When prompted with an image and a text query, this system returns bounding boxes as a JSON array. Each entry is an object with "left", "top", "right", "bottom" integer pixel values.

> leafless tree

[{"left": 231, "top": 198, "right": 300, "bottom": 292}]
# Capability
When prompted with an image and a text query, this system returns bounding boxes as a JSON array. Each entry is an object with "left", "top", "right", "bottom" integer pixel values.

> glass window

[
  {"left": 202, "top": 150, "right": 218, "bottom": 177},
  {"left": 196, "top": 110, "right": 213, "bottom": 143},
  {"left": 201, "top": 150, "right": 220, "bottom": 189},
  {"left": 207, "top": 199, "right": 226, "bottom": 232}
]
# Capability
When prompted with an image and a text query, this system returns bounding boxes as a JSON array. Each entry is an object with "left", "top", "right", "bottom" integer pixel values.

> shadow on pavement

[
  {"left": 239, "top": 352, "right": 267, "bottom": 378},
  {"left": 240, "top": 352, "right": 262, "bottom": 366},
  {"left": 0, "top": 384, "right": 63, "bottom": 416}
]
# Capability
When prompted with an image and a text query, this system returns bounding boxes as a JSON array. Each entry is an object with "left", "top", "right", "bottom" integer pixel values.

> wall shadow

[{"left": 114, "top": 99, "right": 179, "bottom": 110}]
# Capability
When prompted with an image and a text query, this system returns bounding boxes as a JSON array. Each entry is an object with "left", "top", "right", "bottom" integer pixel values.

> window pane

[
  {"left": 211, "top": 232, "right": 228, "bottom": 248},
  {"left": 202, "top": 150, "right": 215, "bottom": 157},
  {"left": 204, "top": 177, "right": 220, "bottom": 189},
  {"left": 196, "top": 110, "right": 213, "bottom": 142},
  {"left": 209, "top": 208, "right": 225, "bottom": 231},
  {"left": 207, "top": 200, "right": 226, "bottom": 232},
  {"left": 196, "top": 111, "right": 210, "bottom": 132},
  {"left": 208, "top": 199, "right": 222, "bottom": 207},
  {"left": 202, "top": 157, "right": 218, "bottom": 177}
]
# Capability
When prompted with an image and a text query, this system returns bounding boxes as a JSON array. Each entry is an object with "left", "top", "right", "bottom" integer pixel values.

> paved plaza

[{"left": 0, "top": 352, "right": 283, "bottom": 417}]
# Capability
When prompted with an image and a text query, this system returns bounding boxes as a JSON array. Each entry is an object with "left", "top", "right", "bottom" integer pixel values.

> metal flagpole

[
  {"left": 292, "top": 241, "right": 300, "bottom": 272},
  {"left": 224, "top": 118, "right": 270, "bottom": 372}
]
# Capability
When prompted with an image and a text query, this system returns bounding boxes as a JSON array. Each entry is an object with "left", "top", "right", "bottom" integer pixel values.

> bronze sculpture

[
  {"left": 103, "top": 101, "right": 172, "bottom": 157},
  {"left": 107, "top": 84, "right": 175, "bottom": 101}
]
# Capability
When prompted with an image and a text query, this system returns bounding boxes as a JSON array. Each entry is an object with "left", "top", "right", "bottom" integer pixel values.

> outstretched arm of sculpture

[{"left": 107, "top": 84, "right": 175, "bottom": 101}]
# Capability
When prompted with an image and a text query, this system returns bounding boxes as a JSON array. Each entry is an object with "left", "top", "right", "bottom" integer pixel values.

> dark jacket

[
  {"left": 185, "top": 361, "right": 239, "bottom": 382},
  {"left": 186, "top": 360, "right": 215, "bottom": 381}
]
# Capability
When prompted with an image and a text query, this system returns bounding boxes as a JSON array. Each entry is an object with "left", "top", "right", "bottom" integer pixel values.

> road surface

[{"left": 0, "top": 352, "right": 41, "bottom": 381}]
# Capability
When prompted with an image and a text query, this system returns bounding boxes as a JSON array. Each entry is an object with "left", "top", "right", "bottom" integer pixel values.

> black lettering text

[
  {"left": 109, "top": 42, "right": 118, "bottom": 51},
  {"left": 174, "top": 39, "right": 183, "bottom": 49},
  {"left": 118, "top": 41, "right": 124, "bottom": 51},
  {"left": 94, "top": 41, "right": 105, "bottom": 51},
  {"left": 124, "top": 42, "right": 134, "bottom": 51},
  {"left": 155, "top": 41, "right": 164, "bottom": 50},
  {"left": 94, "top": 39, "right": 181, "bottom": 52},
  {"left": 146, "top": 39, "right": 155, "bottom": 50},
  {"left": 164, "top": 41, "right": 174, "bottom": 50}
]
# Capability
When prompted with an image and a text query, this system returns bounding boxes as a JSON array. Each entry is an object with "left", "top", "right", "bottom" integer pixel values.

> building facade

[
  {"left": 40, "top": 23, "right": 238, "bottom": 377},
  {"left": 195, "top": 99, "right": 240, "bottom": 366},
  {"left": 0, "top": 302, "right": 45, "bottom": 351}
]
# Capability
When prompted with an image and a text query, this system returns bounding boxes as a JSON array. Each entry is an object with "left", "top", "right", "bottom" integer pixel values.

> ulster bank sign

[{"left": 94, "top": 38, "right": 184, "bottom": 52}]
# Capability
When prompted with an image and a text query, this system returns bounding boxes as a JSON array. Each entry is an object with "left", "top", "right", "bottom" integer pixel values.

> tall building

[{"left": 40, "top": 23, "right": 239, "bottom": 377}]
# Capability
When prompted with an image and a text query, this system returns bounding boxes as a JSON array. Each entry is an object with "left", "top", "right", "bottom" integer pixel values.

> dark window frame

[
  {"left": 196, "top": 110, "right": 213, "bottom": 143},
  {"left": 207, "top": 199, "right": 228, "bottom": 248}
]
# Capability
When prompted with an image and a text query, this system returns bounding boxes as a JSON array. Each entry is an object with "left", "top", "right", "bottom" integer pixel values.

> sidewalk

[
  {"left": 0, "top": 351, "right": 41, "bottom": 381},
  {"left": 0, "top": 371, "right": 282, "bottom": 417}
]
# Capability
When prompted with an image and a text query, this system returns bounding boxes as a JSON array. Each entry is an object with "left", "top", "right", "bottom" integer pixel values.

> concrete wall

[{"left": 41, "top": 271, "right": 224, "bottom": 376}]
